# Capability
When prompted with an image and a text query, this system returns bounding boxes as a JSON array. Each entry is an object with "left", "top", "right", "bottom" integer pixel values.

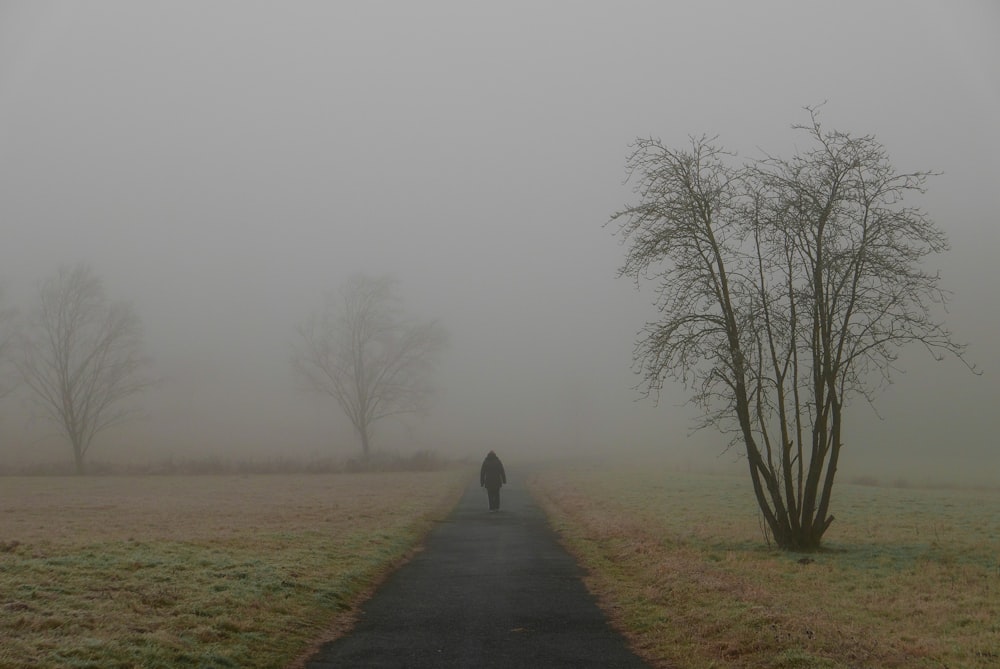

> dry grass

[
  {"left": 0, "top": 470, "right": 469, "bottom": 669},
  {"left": 530, "top": 465, "right": 1000, "bottom": 669}
]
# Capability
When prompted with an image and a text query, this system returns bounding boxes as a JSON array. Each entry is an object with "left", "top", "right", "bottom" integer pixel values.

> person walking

[{"left": 479, "top": 450, "right": 507, "bottom": 512}]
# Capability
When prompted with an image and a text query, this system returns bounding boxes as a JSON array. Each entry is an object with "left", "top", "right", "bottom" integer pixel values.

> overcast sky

[{"left": 0, "top": 1, "right": 997, "bottom": 482}]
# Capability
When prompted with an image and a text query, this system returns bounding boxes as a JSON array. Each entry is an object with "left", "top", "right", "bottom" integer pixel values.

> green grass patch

[{"left": 0, "top": 470, "right": 469, "bottom": 668}]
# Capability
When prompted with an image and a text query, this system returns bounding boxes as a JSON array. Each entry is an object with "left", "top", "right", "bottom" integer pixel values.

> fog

[{"left": 0, "top": 1, "right": 997, "bottom": 483}]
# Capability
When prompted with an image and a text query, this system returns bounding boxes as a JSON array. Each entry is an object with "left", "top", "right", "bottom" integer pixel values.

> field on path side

[
  {"left": 530, "top": 465, "right": 1000, "bottom": 669},
  {"left": 0, "top": 470, "right": 469, "bottom": 669}
]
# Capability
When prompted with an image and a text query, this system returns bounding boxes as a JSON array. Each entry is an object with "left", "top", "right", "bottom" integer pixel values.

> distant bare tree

[
  {"left": 610, "top": 108, "right": 974, "bottom": 550},
  {"left": 293, "top": 274, "right": 447, "bottom": 459},
  {"left": 17, "top": 264, "right": 155, "bottom": 474},
  {"left": 0, "top": 287, "right": 18, "bottom": 401}
]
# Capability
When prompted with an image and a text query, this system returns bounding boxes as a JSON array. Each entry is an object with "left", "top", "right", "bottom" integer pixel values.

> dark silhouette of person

[{"left": 479, "top": 450, "right": 507, "bottom": 511}]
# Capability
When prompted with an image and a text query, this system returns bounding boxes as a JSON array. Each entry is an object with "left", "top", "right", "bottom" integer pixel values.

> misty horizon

[{"left": 0, "top": 2, "right": 997, "bottom": 484}]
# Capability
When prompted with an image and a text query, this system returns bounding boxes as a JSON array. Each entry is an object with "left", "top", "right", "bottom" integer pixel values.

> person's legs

[{"left": 487, "top": 486, "right": 500, "bottom": 510}]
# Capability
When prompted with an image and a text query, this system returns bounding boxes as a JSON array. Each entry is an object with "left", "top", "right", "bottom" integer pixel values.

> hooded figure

[{"left": 479, "top": 450, "right": 507, "bottom": 511}]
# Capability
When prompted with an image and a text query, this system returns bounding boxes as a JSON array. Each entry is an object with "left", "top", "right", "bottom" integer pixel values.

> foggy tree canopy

[
  {"left": 293, "top": 274, "right": 448, "bottom": 460},
  {"left": 16, "top": 264, "right": 155, "bottom": 474}
]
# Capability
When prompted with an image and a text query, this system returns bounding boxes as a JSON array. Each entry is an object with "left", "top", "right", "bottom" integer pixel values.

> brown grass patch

[{"left": 530, "top": 465, "right": 1000, "bottom": 669}]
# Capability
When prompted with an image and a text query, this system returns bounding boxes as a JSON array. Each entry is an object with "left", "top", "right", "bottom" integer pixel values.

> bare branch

[
  {"left": 16, "top": 264, "right": 156, "bottom": 474},
  {"left": 292, "top": 273, "right": 447, "bottom": 458},
  {"left": 610, "top": 109, "right": 974, "bottom": 550}
]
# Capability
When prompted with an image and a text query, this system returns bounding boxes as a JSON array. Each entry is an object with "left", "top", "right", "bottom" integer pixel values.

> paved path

[{"left": 304, "top": 478, "right": 649, "bottom": 668}]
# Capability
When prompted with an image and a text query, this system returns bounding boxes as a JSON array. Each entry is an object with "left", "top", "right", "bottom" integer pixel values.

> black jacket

[{"left": 480, "top": 453, "right": 507, "bottom": 489}]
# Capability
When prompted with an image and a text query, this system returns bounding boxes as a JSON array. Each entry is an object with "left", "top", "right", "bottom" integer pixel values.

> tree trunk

[
  {"left": 73, "top": 442, "right": 86, "bottom": 475},
  {"left": 359, "top": 424, "right": 371, "bottom": 461}
]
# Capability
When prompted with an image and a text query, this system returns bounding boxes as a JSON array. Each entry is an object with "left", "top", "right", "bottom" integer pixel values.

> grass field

[
  {"left": 4, "top": 463, "right": 997, "bottom": 668},
  {"left": 0, "top": 470, "right": 469, "bottom": 669},
  {"left": 530, "top": 464, "right": 1000, "bottom": 669}
]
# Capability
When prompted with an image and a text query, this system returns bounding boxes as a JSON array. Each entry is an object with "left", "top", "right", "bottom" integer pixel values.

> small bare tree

[
  {"left": 293, "top": 274, "right": 447, "bottom": 459},
  {"left": 610, "top": 108, "right": 974, "bottom": 550},
  {"left": 17, "top": 264, "right": 155, "bottom": 474},
  {"left": 0, "top": 287, "right": 18, "bottom": 402}
]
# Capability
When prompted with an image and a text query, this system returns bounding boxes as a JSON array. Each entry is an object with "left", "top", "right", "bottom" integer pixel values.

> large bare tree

[
  {"left": 610, "top": 108, "right": 974, "bottom": 550},
  {"left": 18, "top": 264, "right": 155, "bottom": 474},
  {"left": 293, "top": 274, "right": 447, "bottom": 459}
]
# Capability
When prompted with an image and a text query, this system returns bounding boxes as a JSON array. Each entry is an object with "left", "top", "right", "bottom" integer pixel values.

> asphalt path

[{"left": 304, "top": 477, "right": 649, "bottom": 668}]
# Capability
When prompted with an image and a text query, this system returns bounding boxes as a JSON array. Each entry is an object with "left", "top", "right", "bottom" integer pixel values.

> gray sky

[{"left": 0, "top": 1, "right": 997, "bottom": 482}]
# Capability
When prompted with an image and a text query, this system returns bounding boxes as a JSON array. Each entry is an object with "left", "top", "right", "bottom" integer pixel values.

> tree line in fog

[{"left": 0, "top": 267, "right": 445, "bottom": 474}]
